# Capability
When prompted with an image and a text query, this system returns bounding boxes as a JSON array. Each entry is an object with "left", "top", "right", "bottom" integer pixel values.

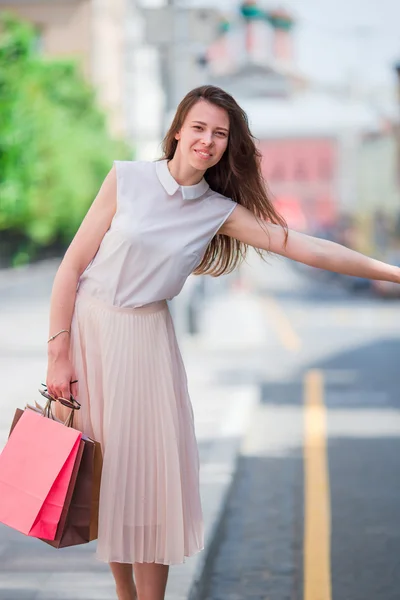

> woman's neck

[{"left": 167, "top": 154, "right": 205, "bottom": 187}]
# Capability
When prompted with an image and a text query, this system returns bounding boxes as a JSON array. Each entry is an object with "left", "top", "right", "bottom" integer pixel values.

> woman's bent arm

[
  {"left": 47, "top": 165, "right": 117, "bottom": 400},
  {"left": 220, "top": 205, "right": 400, "bottom": 284}
]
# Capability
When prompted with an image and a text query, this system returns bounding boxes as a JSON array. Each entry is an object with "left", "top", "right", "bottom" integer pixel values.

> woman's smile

[{"left": 193, "top": 149, "right": 212, "bottom": 160}]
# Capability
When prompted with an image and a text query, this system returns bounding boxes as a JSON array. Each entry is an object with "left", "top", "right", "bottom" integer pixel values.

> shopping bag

[
  {"left": 45, "top": 395, "right": 103, "bottom": 547},
  {"left": 10, "top": 404, "right": 102, "bottom": 548},
  {"left": 51, "top": 434, "right": 102, "bottom": 548},
  {"left": 0, "top": 408, "right": 82, "bottom": 540}
]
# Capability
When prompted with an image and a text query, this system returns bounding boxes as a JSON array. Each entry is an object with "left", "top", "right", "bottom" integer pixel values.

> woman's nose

[{"left": 201, "top": 132, "right": 213, "bottom": 145}]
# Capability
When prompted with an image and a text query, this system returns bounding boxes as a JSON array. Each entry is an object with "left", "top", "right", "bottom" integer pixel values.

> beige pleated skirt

[{"left": 56, "top": 290, "right": 204, "bottom": 565}]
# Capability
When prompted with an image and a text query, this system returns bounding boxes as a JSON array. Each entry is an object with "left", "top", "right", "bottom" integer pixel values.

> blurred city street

[
  {"left": 1, "top": 255, "right": 400, "bottom": 599},
  {"left": 1, "top": 0, "right": 400, "bottom": 598}
]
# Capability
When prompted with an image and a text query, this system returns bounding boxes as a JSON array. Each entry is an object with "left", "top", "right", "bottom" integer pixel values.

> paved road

[{"left": 201, "top": 253, "right": 400, "bottom": 600}]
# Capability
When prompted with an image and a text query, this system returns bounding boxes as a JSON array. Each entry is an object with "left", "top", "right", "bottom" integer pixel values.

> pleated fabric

[{"left": 55, "top": 290, "right": 204, "bottom": 565}]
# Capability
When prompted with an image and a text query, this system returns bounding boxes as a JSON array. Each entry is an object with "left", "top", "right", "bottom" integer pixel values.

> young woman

[{"left": 47, "top": 85, "right": 399, "bottom": 600}]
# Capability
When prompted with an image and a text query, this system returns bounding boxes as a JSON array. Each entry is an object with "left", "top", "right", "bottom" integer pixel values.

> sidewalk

[{"left": 0, "top": 262, "right": 260, "bottom": 600}]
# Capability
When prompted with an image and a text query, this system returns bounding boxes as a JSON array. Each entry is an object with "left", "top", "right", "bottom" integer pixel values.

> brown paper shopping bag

[{"left": 53, "top": 433, "right": 102, "bottom": 548}]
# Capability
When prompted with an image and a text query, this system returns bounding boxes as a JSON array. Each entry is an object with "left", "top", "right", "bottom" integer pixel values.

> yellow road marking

[
  {"left": 263, "top": 295, "right": 302, "bottom": 352},
  {"left": 304, "top": 369, "right": 332, "bottom": 600}
]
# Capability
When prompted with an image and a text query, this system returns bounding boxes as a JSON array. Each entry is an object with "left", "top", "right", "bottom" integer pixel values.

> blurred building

[
  {"left": 357, "top": 126, "right": 400, "bottom": 254},
  {"left": 0, "top": 1, "right": 93, "bottom": 74},
  {"left": 206, "top": 2, "right": 400, "bottom": 246},
  {"left": 0, "top": 0, "right": 163, "bottom": 155}
]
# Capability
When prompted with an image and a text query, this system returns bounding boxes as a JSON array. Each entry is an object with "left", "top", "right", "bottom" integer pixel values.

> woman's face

[{"left": 174, "top": 100, "right": 230, "bottom": 171}]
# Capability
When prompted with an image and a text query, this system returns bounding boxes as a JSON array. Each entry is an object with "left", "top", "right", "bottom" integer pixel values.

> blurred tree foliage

[{"left": 0, "top": 12, "right": 131, "bottom": 267}]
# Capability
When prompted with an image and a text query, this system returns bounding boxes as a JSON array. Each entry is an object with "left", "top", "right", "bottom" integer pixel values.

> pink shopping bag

[{"left": 0, "top": 408, "right": 82, "bottom": 540}]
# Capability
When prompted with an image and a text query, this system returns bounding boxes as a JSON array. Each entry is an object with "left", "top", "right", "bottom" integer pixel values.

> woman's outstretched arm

[{"left": 220, "top": 204, "right": 400, "bottom": 284}]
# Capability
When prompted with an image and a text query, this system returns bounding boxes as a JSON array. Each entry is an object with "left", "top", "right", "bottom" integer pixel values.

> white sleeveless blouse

[{"left": 78, "top": 159, "right": 237, "bottom": 308}]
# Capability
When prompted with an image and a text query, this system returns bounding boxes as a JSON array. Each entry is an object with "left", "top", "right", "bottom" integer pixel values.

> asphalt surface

[{"left": 201, "top": 256, "right": 400, "bottom": 600}]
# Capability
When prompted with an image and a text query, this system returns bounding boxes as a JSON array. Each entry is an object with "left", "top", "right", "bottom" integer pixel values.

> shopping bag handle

[
  {"left": 38, "top": 385, "right": 81, "bottom": 428},
  {"left": 39, "top": 384, "right": 81, "bottom": 411}
]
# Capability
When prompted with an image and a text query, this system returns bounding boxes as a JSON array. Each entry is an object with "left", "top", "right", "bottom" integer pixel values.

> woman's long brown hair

[{"left": 161, "top": 85, "right": 287, "bottom": 277}]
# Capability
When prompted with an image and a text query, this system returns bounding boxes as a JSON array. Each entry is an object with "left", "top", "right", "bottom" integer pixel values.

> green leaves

[{"left": 0, "top": 12, "right": 130, "bottom": 266}]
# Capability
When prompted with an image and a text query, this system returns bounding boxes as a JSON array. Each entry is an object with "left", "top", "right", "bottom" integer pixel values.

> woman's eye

[{"left": 193, "top": 126, "right": 202, "bottom": 130}]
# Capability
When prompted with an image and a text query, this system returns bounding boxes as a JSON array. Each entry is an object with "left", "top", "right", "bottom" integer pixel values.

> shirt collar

[{"left": 156, "top": 159, "right": 209, "bottom": 201}]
